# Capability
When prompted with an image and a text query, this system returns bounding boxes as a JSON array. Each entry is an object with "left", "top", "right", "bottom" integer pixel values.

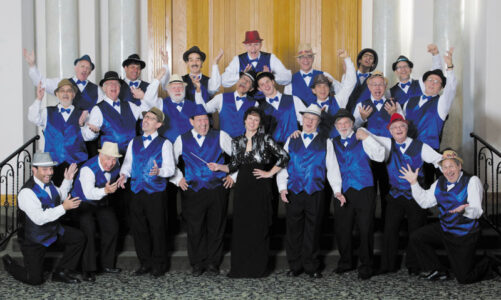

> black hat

[
  {"left": 333, "top": 108, "right": 355, "bottom": 123},
  {"left": 122, "top": 54, "right": 146, "bottom": 69},
  {"left": 74, "top": 54, "right": 95, "bottom": 70},
  {"left": 183, "top": 46, "right": 206, "bottom": 62},
  {"left": 99, "top": 71, "right": 124, "bottom": 87},
  {"left": 256, "top": 71, "right": 275, "bottom": 83},
  {"left": 422, "top": 69, "right": 446, "bottom": 88},
  {"left": 240, "top": 70, "right": 257, "bottom": 82},
  {"left": 356, "top": 48, "right": 378, "bottom": 72},
  {"left": 392, "top": 55, "right": 414, "bottom": 71}
]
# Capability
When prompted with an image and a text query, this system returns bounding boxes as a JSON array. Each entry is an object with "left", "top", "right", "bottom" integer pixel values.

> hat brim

[
  {"left": 122, "top": 58, "right": 146, "bottom": 69},
  {"left": 33, "top": 161, "right": 58, "bottom": 167},
  {"left": 386, "top": 118, "right": 409, "bottom": 130},
  {"left": 55, "top": 83, "right": 78, "bottom": 94},
  {"left": 182, "top": 50, "right": 206, "bottom": 62},
  {"left": 357, "top": 49, "right": 378, "bottom": 72},
  {"left": 300, "top": 110, "right": 321, "bottom": 117},
  {"left": 99, "top": 77, "right": 124, "bottom": 87},
  {"left": 74, "top": 58, "right": 95, "bottom": 71},
  {"left": 422, "top": 70, "right": 447, "bottom": 88},
  {"left": 392, "top": 60, "right": 414, "bottom": 71},
  {"left": 243, "top": 38, "right": 263, "bottom": 44},
  {"left": 167, "top": 80, "right": 188, "bottom": 87},
  {"left": 98, "top": 149, "right": 123, "bottom": 158},
  {"left": 256, "top": 72, "right": 275, "bottom": 82}
]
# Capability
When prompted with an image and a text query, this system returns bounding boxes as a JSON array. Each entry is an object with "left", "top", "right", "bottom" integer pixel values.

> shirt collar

[
  {"left": 105, "top": 96, "right": 120, "bottom": 106},
  {"left": 300, "top": 69, "right": 314, "bottom": 76},
  {"left": 124, "top": 77, "right": 141, "bottom": 85},
  {"left": 143, "top": 131, "right": 159, "bottom": 140},
  {"left": 57, "top": 103, "right": 74, "bottom": 111},
  {"left": 247, "top": 53, "right": 261, "bottom": 61},
  {"left": 33, "top": 176, "right": 48, "bottom": 190},
  {"left": 234, "top": 91, "right": 247, "bottom": 98},
  {"left": 267, "top": 91, "right": 282, "bottom": 101},
  {"left": 370, "top": 95, "right": 386, "bottom": 102},
  {"left": 191, "top": 129, "right": 205, "bottom": 138}
]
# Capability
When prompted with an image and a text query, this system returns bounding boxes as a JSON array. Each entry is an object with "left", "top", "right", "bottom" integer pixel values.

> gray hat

[{"left": 32, "top": 152, "right": 58, "bottom": 167}]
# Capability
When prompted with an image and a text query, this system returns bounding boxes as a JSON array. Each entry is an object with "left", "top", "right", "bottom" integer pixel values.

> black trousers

[
  {"left": 370, "top": 161, "right": 390, "bottom": 222},
  {"left": 129, "top": 190, "right": 167, "bottom": 271},
  {"left": 77, "top": 201, "right": 119, "bottom": 272},
  {"left": 333, "top": 187, "right": 376, "bottom": 275},
  {"left": 410, "top": 222, "right": 493, "bottom": 284},
  {"left": 285, "top": 190, "right": 325, "bottom": 273},
  {"left": 181, "top": 186, "right": 228, "bottom": 268},
  {"left": 380, "top": 195, "right": 427, "bottom": 272},
  {"left": 6, "top": 226, "right": 85, "bottom": 285}
]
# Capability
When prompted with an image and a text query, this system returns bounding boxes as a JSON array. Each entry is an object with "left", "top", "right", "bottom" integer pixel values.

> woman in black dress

[{"left": 208, "top": 107, "right": 289, "bottom": 278}]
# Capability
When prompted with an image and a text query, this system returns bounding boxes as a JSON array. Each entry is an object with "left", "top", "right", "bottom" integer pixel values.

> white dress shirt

[
  {"left": 221, "top": 53, "right": 292, "bottom": 87},
  {"left": 396, "top": 54, "right": 443, "bottom": 94},
  {"left": 353, "top": 96, "right": 404, "bottom": 128},
  {"left": 199, "top": 91, "right": 258, "bottom": 113},
  {"left": 263, "top": 91, "right": 306, "bottom": 125},
  {"left": 120, "top": 131, "right": 176, "bottom": 180},
  {"left": 276, "top": 132, "right": 342, "bottom": 194},
  {"left": 18, "top": 177, "right": 72, "bottom": 226},
  {"left": 337, "top": 131, "right": 386, "bottom": 163},
  {"left": 142, "top": 79, "right": 204, "bottom": 112},
  {"left": 78, "top": 158, "right": 116, "bottom": 201},
  {"left": 170, "top": 129, "right": 237, "bottom": 185},
  {"left": 411, "top": 172, "right": 483, "bottom": 219},
  {"left": 162, "top": 64, "right": 221, "bottom": 96}
]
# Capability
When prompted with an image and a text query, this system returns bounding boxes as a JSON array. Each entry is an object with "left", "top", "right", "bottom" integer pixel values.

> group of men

[{"left": 2, "top": 30, "right": 500, "bottom": 285}]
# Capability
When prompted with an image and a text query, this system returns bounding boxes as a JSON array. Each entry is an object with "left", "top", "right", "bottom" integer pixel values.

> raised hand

[
  {"left": 64, "top": 163, "right": 78, "bottom": 180},
  {"left": 427, "top": 44, "right": 439, "bottom": 56},
  {"left": 335, "top": 193, "right": 346, "bottom": 207},
  {"left": 444, "top": 47, "right": 454, "bottom": 67},
  {"left": 359, "top": 105, "right": 373, "bottom": 121},
  {"left": 190, "top": 75, "right": 201, "bottom": 92},
  {"left": 131, "top": 87, "right": 145, "bottom": 99},
  {"left": 36, "top": 81, "right": 45, "bottom": 100},
  {"left": 262, "top": 65, "right": 270, "bottom": 73},
  {"left": 244, "top": 64, "right": 252, "bottom": 72},
  {"left": 222, "top": 175, "right": 234, "bottom": 189},
  {"left": 289, "top": 130, "right": 301, "bottom": 139},
  {"left": 214, "top": 48, "right": 224, "bottom": 64},
  {"left": 280, "top": 190, "right": 289, "bottom": 203},
  {"left": 23, "top": 48, "right": 36, "bottom": 67},
  {"left": 149, "top": 160, "right": 159, "bottom": 176},
  {"left": 398, "top": 164, "right": 419, "bottom": 185},
  {"left": 104, "top": 181, "right": 118, "bottom": 194},
  {"left": 337, "top": 49, "right": 348, "bottom": 59},
  {"left": 384, "top": 99, "right": 398, "bottom": 115},
  {"left": 355, "top": 128, "right": 369, "bottom": 141},
  {"left": 62, "top": 195, "right": 81, "bottom": 210},
  {"left": 160, "top": 49, "right": 169, "bottom": 65},
  {"left": 155, "top": 68, "right": 167, "bottom": 81}
]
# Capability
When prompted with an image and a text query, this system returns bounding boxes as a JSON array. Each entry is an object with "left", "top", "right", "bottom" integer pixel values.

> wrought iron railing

[
  {"left": 0, "top": 135, "right": 39, "bottom": 250},
  {"left": 470, "top": 132, "right": 501, "bottom": 234}
]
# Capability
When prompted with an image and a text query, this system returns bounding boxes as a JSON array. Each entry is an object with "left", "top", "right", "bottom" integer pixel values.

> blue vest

[
  {"left": 119, "top": 81, "right": 149, "bottom": 106},
  {"left": 130, "top": 135, "right": 167, "bottom": 194},
  {"left": 347, "top": 78, "right": 370, "bottom": 113},
  {"left": 287, "top": 135, "right": 327, "bottom": 195},
  {"left": 405, "top": 95, "right": 444, "bottom": 150},
  {"left": 361, "top": 98, "right": 393, "bottom": 138},
  {"left": 71, "top": 155, "right": 120, "bottom": 202},
  {"left": 332, "top": 134, "right": 373, "bottom": 193},
  {"left": 435, "top": 174, "right": 479, "bottom": 236},
  {"left": 181, "top": 130, "right": 226, "bottom": 192},
  {"left": 69, "top": 78, "right": 99, "bottom": 111},
  {"left": 183, "top": 74, "right": 210, "bottom": 103},
  {"left": 159, "top": 97, "right": 196, "bottom": 143},
  {"left": 318, "top": 97, "right": 341, "bottom": 138},
  {"left": 44, "top": 106, "right": 88, "bottom": 164},
  {"left": 260, "top": 95, "right": 299, "bottom": 144},
  {"left": 386, "top": 139, "right": 425, "bottom": 199},
  {"left": 238, "top": 52, "right": 271, "bottom": 73},
  {"left": 219, "top": 93, "right": 256, "bottom": 138},
  {"left": 390, "top": 79, "right": 421, "bottom": 107},
  {"left": 291, "top": 70, "right": 324, "bottom": 105},
  {"left": 19, "top": 178, "right": 64, "bottom": 247},
  {"left": 97, "top": 101, "right": 137, "bottom": 153}
]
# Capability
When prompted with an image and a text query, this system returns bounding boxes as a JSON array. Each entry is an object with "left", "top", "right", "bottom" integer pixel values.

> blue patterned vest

[
  {"left": 435, "top": 174, "right": 479, "bottom": 236},
  {"left": 181, "top": 130, "right": 226, "bottom": 192},
  {"left": 97, "top": 100, "right": 137, "bottom": 153},
  {"left": 130, "top": 135, "right": 167, "bottom": 194},
  {"left": 159, "top": 97, "right": 196, "bottom": 143},
  {"left": 287, "top": 135, "right": 327, "bottom": 194},
  {"left": 390, "top": 79, "right": 422, "bottom": 107},
  {"left": 405, "top": 95, "right": 444, "bottom": 150},
  {"left": 71, "top": 155, "right": 120, "bottom": 202},
  {"left": 69, "top": 78, "right": 99, "bottom": 111},
  {"left": 219, "top": 93, "right": 256, "bottom": 138},
  {"left": 44, "top": 106, "right": 88, "bottom": 165},
  {"left": 332, "top": 134, "right": 374, "bottom": 193},
  {"left": 260, "top": 94, "right": 299, "bottom": 144},
  {"left": 361, "top": 98, "right": 393, "bottom": 138},
  {"left": 387, "top": 139, "right": 425, "bottom": 199},
  {"left": 291, "top": 70, "right": 324, "bottom": 105}
]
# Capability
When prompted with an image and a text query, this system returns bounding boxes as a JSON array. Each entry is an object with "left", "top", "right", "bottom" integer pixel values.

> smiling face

[
  {"left": 103, "top": 80, "right": 121, "bottom": 101},
  {"left": 424, "top": 74, "right": 443, "bottom": 96},
  {"left": 312, "top": 82, "right": 330, "bottom": 101},
  {"left": 33, "top": 166, "right": 54, "bottom": 184},
  {"left": 56, "top": 84, "right": 75, "bottom": 108},
  {"left": 187, "top": 53, "right": 203, "bottom": 75},
  {"left": 335, "top": 117, "right": 354, "bottom": 138},
  {"left": 189, "top": 115, "right": 209, "bottom": 136},
  {"left": 302, "top": 113, "right": 320, "bottom": 134},
  {"left": 244, "top": 42, "right": 262, "bottom": 59},
  {"left": 368, "top": 76, "right": 386, "bottom": 100},
  {"left": 297, "top": 52, "right": 314, "bottom": 72},
  {"left": 358, "top": 52, "right": 375, "bottom": 70},
  {"left": 244, "top": 112, "right": 261, "bottom": 133},
  {"left": 74, "top": 60, "right": 92, "bottom": 81},
  {"left": 389, "top": 120, "right": 408, "bottom": 143},
  {"left": 257, "top": 77, "right": 276, "bottom": 97},
  {"left": 395, "top": 61, "right": 412, "bottom": 82},
  {"left": 124, "top": 63, "right": 141, "bottom": 81},
  {"left": 236, "top": 74, "right": 254, "bottom": 95},
  {"left": 142, "top": 112, "right": 162, "bottom": 135},
  {"left": 167, "top": 82, "right": 186, "bottom": 102},
  {"left": 99, "top": 153, "right": 118, "bottom": 172},
  {"left": 441, "top": 159, "right": 462, "bottom": 184}
]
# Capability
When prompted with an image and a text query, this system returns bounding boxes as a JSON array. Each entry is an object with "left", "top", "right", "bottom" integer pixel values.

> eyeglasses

[
  {"left": 396, "top": 65, "right": 410, "bottom": 70},
  {"left": 369, "top": 83, "right": 385, "bottom": 87},
  {"left": 298, "top": 55, "right": 314, "bottom": 60},
  {"left": 426, "top": 78, "right": 442, "bottom": 85},
  {"left": 58, "top": 88, "right": 75, "bottom": 94}
]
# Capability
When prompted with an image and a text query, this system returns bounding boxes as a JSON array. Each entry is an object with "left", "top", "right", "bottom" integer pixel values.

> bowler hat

[
  {"left": 183, "top": 46, "right": 206, "bottom": 62},
  {"left": 74, "top": 54, "right": 95, "bottom": 71},
  {"left": 422, "top": 69, "right": 446, "bottom": 88},
  {"left": 357, "top": 48, "right": 378, "bottom": 72},
  {"left": 392, "top": 55, "right": 414, "bottom": 71},
  {"left": 333, "top": 108, "right": 355, "bottom": 123},
  {"left": 243, "top": 30, "right": 263, "bottom": 44},
  {"left": 122, "top": 54, "right": 146, "bottom": 69},
  {"left": 99, "top": 71, "right": 124, "bottom": 87}
]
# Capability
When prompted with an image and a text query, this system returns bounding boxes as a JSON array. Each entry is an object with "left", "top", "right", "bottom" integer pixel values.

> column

[{"left": 108, "top": 0, "right": 140, "bottom": 75}]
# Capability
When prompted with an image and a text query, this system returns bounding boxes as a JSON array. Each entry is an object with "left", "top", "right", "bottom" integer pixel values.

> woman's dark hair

[{"left": 243, "top": 107, "right": 265, "bottom": 126}]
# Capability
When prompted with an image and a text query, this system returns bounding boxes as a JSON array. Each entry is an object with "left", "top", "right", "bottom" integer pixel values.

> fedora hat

[
  {"left": 99, "top": 71, "right": 124, "bottom": 87},
  {"left": 183, "top": 46, "right": 206, "bottom": 62},
  {"left": 74, "top": 54, "right": 95, "bottom": 70},
  {"left": 296, "top": 43, "right": 316, "bottom": 58},
  {"left": 168, "top": 74, "right": 188, "bottom": 86},
  {"left": 392, "top": 55, "right": 414, "bottom": 71},
  {"left": 32, "top": 152, "right": 58, "bottom": 167},
  {"left": 300, "top": 104, "right": 322, "bottom": 117},
  {"left": 438, "top": 149, "right": 463, "bottom": 166},
  {"left": 142, "top": 107, "right": 165, "bottom": 123},
  {"left": 122, "top": 54, "right": 146, "bottom": 69},
  {"left": 54, "top": 79, "right": 78, "bottom": 94},
  {"left": 243, "top": 30, "right": 263, "bottom": 44},
  {"left": 98, "top": 142, "right": 122, "bottom": 158}
]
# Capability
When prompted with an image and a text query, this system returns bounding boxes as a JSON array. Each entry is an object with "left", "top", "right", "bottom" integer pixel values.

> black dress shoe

[
  {"left": 2, "top": 255, "right": 13, "bottom": 269},
  {"left": 286, "top": 269, "right": 302, "bottom": 277},
  {"left": 333, "top": 266, "right": 352, "bottom": 274},
  {"left": 307, "top": 272, "right": 323, "bottom": 279},
  {"left": 191, "top": 266, "right": 204, "bottom": 277},
  {"left": 420, "top": 270, "right": 449, "bottom": 281},
  {"left": 358, "top": 270, "right": 373, "bottom": 280},
  {"left": 151, "top": 268, "right": 166, "bottom": 278},
  {"left": 133, "top": 266, "right": 151, "bottom": 276},
  {"left": 82, "top": 272, "right": 96, "bottom": 282},
  {"left": 52, "top": 270, "right": 81, "bottom": 284},
  {"left": 205, "top": 265, "right": 220, "bottom": 276},
  {"left": 103, "top": 267, "right": 122, "bottom": 274}
]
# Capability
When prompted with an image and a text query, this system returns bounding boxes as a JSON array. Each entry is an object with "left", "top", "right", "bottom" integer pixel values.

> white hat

[
  {"left": 98, "top": 142, "right": 122, "bottom": 158},
  {"left": 32, "top": 152, "right": 58, "bottom": 167},
  {"left": 168, "top": 74, "right": 188, "bottom": 86},
  {"left": 300, "top": 104, "right": 322, "bottom": 117}
]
